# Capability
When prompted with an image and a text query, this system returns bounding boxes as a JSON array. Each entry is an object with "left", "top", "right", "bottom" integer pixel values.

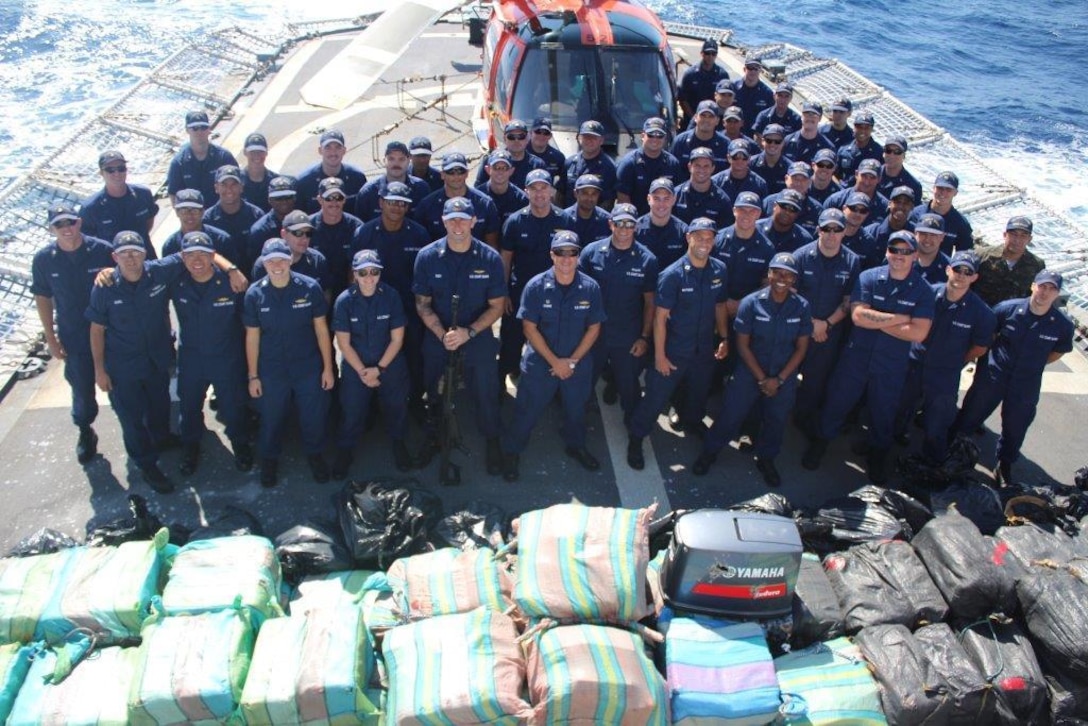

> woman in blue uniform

[{"left": 330, "top": 250, "right": 412, "bottom": 478}]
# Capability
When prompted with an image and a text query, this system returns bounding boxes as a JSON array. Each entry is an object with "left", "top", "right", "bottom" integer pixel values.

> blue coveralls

[
  {"left": 332, "top": 283, "right": 410, "bottom": 446},
  {"left": 412, "top": 237, "right": 507, "bottom": 439},
  {"left": 704, "top": 288, "right": 812, "bottom": 458},
  {"left": 749, "top": 153, "right": 792, "bottom": 196},
  {"left": 792, "top": 240, "right": 860, "bottom": 427},
  {"left": 242, "top": 167, "right": 279, "bottom": 213},
  {"left": 955, "top": 298, "right": 1074, "bottom": 466},
  {"left": 246, "top": 211, "right": 286, "bottom": 270},
  {"left": 479, "top": 183, "right": 530, "bottom": 228},
  {"left": 250, "top": 248, "right": 331, "bottom": 291},
  {"left": 712, "top": 226, "right": 775, "bottom": 302},
  {"left": 242, "top": 272, "right": 331, "bottom": 460},
  {"left": 673, "top": 182, "right": 734, "bottom": 228},
  {"left": 293, "top": 163, "right": 368, "bottom": 214},
  {"left": 629, "top": 254, "right": 728, "bottom": 438},
  {"left": 782, "top": 131, "right": 836, "bottom": 164},
  {"left": 352, "top": 175, "right": 431, "bottom": 222},
  {"left": 896, "top": 285, "right": 996, "bottom": 462},
  {"left": 670, "top": 130, "right": 730, "bottom": 172},
  {"left": 171, "top": 268, "right": 248, "bottom": 446},
  {"left": 835, "top": 139, "right": 884, "bottom": 186},
  {"left": 474, "top": 152, "right": 546, "bottom": 190},
  {"left": 166, "top": 143, "right": 238, "bottom": 206},
  {"left": 816, "top": 266, "right": 935, "bottom": 449},
  {"left": 752, "top": 108, "right": 802, "bottom": 137},
  {"left": 413, "top": 187, "right": 502, "bottom": 243},
  {"left": 756, "top": 217, "right": 813, "bottom": 254},
  {"left": 615, "top": 150, "right": 683, "bottom": 216},
  {"left": 910, "top": 203, "right": 974, "bottom": 255},
  {"left": 85, "top": 257, "right": 186, "bottom": 467},
  {"left": 310, "top": 212, "right": 363, "bottom": 300},
  {"left": 202, "top": 201, "right": 264, "bottom": 266},
  {"left": 499, "top": 206, "right": 570, "bottom": 377},
  {"left": 561, "top": 205, "right": 611, "bottom": 248},
  {"left": 79, "top": 185, "right": 158, "bottom": 258},
  {"left": 730, "top": 79, "right": 773, "bottom": 136},
  {"left": 712, "top": 169, "right": 768, "bottom": 202},
  {"left": 30, "top": 235, "right": 115, "bottom": 427},
  {"left": 818, "top": 122, "right": 854, "bottom": 150},
  {"left": 563, "top": 152, "right": 618, "bottom": 206},
  {"left": 504, "top": 269, "right": 606, "bottom": 454},
  {"left": 635, "top": 214, "right": 689, "bottom": 269},
  {"left": 578, "top": 239, "right": 660, "bottom": 424},
  {"left": 352, "top": 217, "right": 431, "bottom": 399},
  {"left": 162, "top": 225, "right": 238, "bottom": 264}
]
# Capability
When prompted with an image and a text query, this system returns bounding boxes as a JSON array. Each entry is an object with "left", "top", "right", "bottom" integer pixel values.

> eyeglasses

[
  {"left": 847, "top": 205, "right": 869, "bottom": 213},
  {"left": 729, "top": 154, "right": 750, "bottom": 160},
  {"left": 552, "top": 249, "right": 579, "bottom": 258},
  {"left": 763, "top": 138, "right": 783, "bottom": 145},
  {"left": 815, "top": 162, "right": 835, "bottom": 169},
  {"left": 645, "top": 132, "right": 666, "bottom": 139},
  {"left": 884, "top": 147, "right": 904, "bottom": 155},
  {"left": 51, "top": 219, "right": 77, "bottom": 229},
  {"left": 323, "top": 195, "right": 346, "bottom": 203},
  {"left": 612, "top": 220, "right": 636, "bottom": 229},
  {"left": 288, "top": 229, "right": 313, "bottom": 238},
  {"left": 952, "top": 266, "right": 975, "bottom": 276},
  {"left": 103, "top": 166, "right": 127, "bottom": 174},
  {"left": 505, "top": 133, "right": 527, "bottom": 141},
  {"left": 355, "top": 268, "right": 381, "bottom": 277},
  {"left": 887, "top": 246, "right": 914, "bottom": 256},
  {"left": 820, "top": 226, "right": 845, "bottom": 233},
  {"left": 444, "top": 168, "right": 467, "bottom": 176},
  {"left": 532, "top": 129, "right": 552, "bottom": 136}
]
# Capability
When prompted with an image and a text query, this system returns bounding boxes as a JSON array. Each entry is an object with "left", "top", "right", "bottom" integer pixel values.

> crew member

[
  {"left": 713, "top": 191, "right": 775, "bottom": 317},
  {"left": 711, "top": 140, "right": 769, "bottom": 201},
  {"left": 670, "top": 100, "right": 729, "bottom": 170},
  {"left": 819, "top": 98, "right": 855, "bottom": 149},
  {"left": 864, "top": 185, "right": 915, "bottom": 251},
  {"left": 756, "top": 188, "right": 814, "bottom": 253},
  {"left": 414, "top": 152, "right": 501, "bottom": 247},
  {"left": 635, "top": 178, "right": 689, "bottom": 268},
  {"left": 563, "top": 120, "right": 618, "bottom": 206},
  {"left": 731, "top": 57, "right": 773, "bottom": 136},
  {"left": 310, "top": 177, "right": 364, "bottom": 299},
  {"left": 782, "top": 102, "right": 835, "bottom": 164},
  {"left": 836, "top": 110, "right": 882, "bottom": 186},
  {"left": 674, "top": 147, "right": 734, "bottom": 228},
  {"left": 240, "top": 132, "right": 278, "bottom": 212},
  {"left": 246, "top": 175, "right": 298, "bottom": 269},
  {"left": 911, "top": 213, "right": 951, "bottom": 285},
  {"left": 79, "top": 150, "right": 158, "bottom": 257},
  {"left": 752, "top": 84, "right": 801, "bottom": 139},
  {"left": 352, "top": 141, "right": 431, "bottom": 221},
  {"left": 762, "top": 161, "right": 822, "bottom": 235},
  {"left": 294, "top": 129, "right": 368, "bottom": 214},
  {"left": 876, "top": 135, "right": 922, "bottom": 202},
  {"left": 561, "top": 173, "right": 611, "bottom": 245},
  {"left": 720, "top": 106, "right": 760, "bottom": 156},
  {"left": 908, "top": 171, "right": 973, "bottom": 255},
  {"left": 528, "top": 117, "right": 567, "bottom": 201},
  {"left": 678, "top": 39, "right": 729, "bottom": 129},
  {"left": 616, "top": 117, "right": 682, "bottom": 215},
  {"left": 408, "top": 136, "right": 444, "bottom": 192},
  {"left": 250, "top": 210, "right": 331, "bottom": 293},
  {"left": 808, "top": 148, "right": 842, "bottom": 205},
  {"left": 823, "top": 158, "right": 889, "bottom": 222},
  {"left": 971, "top": 216, "right": 1045, "bottom": 307},
  {"left": 475, "top": 149, "right": 529, "bottom": 227},
  {"left": 475, "top": 119, "right": 546, "bottom": 189},
  {"left": 166, "top": 110, "right": 238, "bottom": 206},
  {"left": 161, "top": 188, "right": 237, "bottom": 262},
  {"left": 203, "top": 165, "right": 264, "bottom": 266}
]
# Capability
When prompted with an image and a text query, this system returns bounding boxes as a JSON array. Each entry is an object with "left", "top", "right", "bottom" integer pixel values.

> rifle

[{"left": 438, "top": 294, "right": 465, "bottom": 486}]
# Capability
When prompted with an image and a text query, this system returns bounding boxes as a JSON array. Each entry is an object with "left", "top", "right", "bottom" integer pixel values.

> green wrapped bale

[
  {"left": 774, "top": 637, "right": 886, "bottom": 725},
  {"left": 0, "top": 642, "right": 33, "bottom": 722},
  {"left": 385, "top": 547, "right": 513, "bottom": 619},
  {"left": 0, "top": 549, "right": 72, "bottom": 643},
  {"left": 290, "top": 570, "right": 375, "bottom": 614},
  {"left": 161, "top": 535, "right": 282, "bottom": 621},
  {"left": 240, "top": 606, "right": 379, "bottom": 725},
  {"left": 8, "top": 645, "right": 140, "bottom": 726}
]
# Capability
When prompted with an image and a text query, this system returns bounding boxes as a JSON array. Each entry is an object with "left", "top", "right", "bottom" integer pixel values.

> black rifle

[{"left": 438, "top": 294, "right": 465, "bottom": 486}]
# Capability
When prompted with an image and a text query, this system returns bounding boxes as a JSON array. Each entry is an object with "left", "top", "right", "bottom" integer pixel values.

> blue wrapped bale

[
  {"left": 8, "top": 645, "right": 140, "bottom": 726},
  {"left": 161, "top": 535, "right": 282, "bottom": 621},
  {"left": 774, "top": 637, "right": 886, "bottom": 725},
  {"left": 0, "top": 642, "right": 33, "bottom": 722},
  {"left": 385, "top": 547, "right": 513, "bottom": 619},
  {"left": 290, "top": 570, "right": 375, "bottom": 614}
]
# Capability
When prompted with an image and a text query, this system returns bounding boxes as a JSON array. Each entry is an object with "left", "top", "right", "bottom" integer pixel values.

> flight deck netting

[
  {"left": 660, "top": 22, "right": 733, "bottom": 46},
  {"left": 903, "top": 136, "right": 1021, "bottom": 214}
]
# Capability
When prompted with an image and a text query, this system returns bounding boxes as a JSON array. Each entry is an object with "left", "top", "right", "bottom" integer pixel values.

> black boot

[
  {"left": 179, "top": 443, "right": 200, "bottom": 477},
  {"left": 502, "top": 453, "right": 520, "bottom": 482},
  {"left": 802, "top": 438, "right": 829, "bottom": 470},
  {"left": 486, "top": 437, "right": 503, "bottom": 476},
  {"left": 260, "top": 459, "right": 278, "bottom": 488},
  {"left": 692, "top": 451, "right": 716, "bottom": 476},
  {"left": 140, "top": 463, "right": 174, "bottom": 494},
  {"left": 866, "top": 447, "right": 890, "bottom": 485},
  {"left": 308, "top": 454, "right": 330, "bottom": 484},
  {"left": 627, "top": 437, "right": 645, "bottom": 470},
  {"left": 755, "top": 456, "right": 782, "bottom": 487},
  {"left": 76, "top": 425, "right": 98, "bottom": 465},
  {"left": 331, "top": 448, "right": 353, "bottom": 480},
  {"left": 231, "top": 440, "right": 253, "bottom": 472}
]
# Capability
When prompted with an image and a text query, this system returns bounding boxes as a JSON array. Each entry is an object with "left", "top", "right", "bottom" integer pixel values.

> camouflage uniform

[{"left": 971, "top": 244, "right": 1045, "bottom": 307}]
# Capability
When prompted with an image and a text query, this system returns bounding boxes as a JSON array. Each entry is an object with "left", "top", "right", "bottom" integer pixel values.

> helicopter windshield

[{"left": 510, "top": 45, "right": 674, "bottom": 133}]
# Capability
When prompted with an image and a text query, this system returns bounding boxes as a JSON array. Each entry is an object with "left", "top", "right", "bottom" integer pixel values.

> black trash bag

[
  {"left": 914, "top": 623, "right": 999, "bottom": 723},
  {"left": 912, "top": 509, "right": 1017, "bottom": 620},
  {"left": 188, "top": 505, "right": 264, "bottom": 541},
  {"left": 996, "top": 523, "right": 1087, "bottom": 580},
  {"left": 1016, "top": 563, "right": 1088, "bottom": 682},
  {"left": 1076, "top": 464, "right": 1088, "bottom": 491},
  {"left": 929, "top": 480, "right": 1006, "bottom": 535},
  {"left": 85, "top": 494, "right": 164, "bottom": 547},
  {"left": 898, "top": 436, "right": 981, "bottom": 489},
  {"left": 823, "top": 539, "right": 947, "bottom": 633},
  {"left": 729, "top": 492, "right": 796, "bottom": 518},
  {"left": 433, "top": 500, "right": 508, "bottom": 551},
  {"left": 813, "top": 495, "right": 905, "bottom": 550},
  {"left": 1002, "top": 483, "right": 1088, "bottom": 534},
  {"left": 959, "top": 619, "right": 1049, "bottom": 725},
  {"left": 1047, "top": 670, "right": 1088, "bottom": 723},
  {"left": 851, "top": 484, "right": 934, "bottom": 539},
  {"left": 338, "top": 479, "right": 433, "bottom": 569},
  {"left": 409, "top": 486, "right": 445, "bottom": 535},
  {"left": 274, "top": 521, "right": 354, "bottom": 583},
  {"left": 5, "top": 528, "right": 79, "bottom": 557},
  {"left": 790, "top": 553, "right": 844, "bottom": 650}
]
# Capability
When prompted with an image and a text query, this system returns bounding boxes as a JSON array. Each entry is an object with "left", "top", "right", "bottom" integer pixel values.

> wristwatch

[
  {"left": 467, "top": 326, "right": 477, "bottom": 339},
  {"left": 568, "top": 360, "right": 577, "bottom": 370}
]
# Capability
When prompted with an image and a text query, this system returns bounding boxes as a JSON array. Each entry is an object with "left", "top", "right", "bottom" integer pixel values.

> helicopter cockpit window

[
  {"left": 602, "top": 48, "right": 674, "bottom": 131},
  {"left": 495, "top": 39, "right": 522, "bottom": 112}
]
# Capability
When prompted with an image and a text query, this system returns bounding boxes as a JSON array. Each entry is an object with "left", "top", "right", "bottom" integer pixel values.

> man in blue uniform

[
  {"left": 757, "top": 189, "right": 814, "bottom": 253},
  {"left": 562, "top": 174, "right": 610, "bottom": 245},
  {"left": 414, "top": 152, "right": 501, "bottom": 248},
  {"left": 528, "top": 118, "right": 568, "bottom": 202},
  {"left": 413, "top": 197, "right": 507, "bottom": 475},
  {"left": 80, "top": 150, "right": 159, "bottom": 258},
  {"left": 895, "top": 251, "right": 995, "bottom": 463},
  {"left": 311, "top": 177, "right": 365, "bottom": 300},
  {"left": 246, "top": 175, "right": 298, "bottom": 270},
  {"left": 579, "top": 207, "right": 659, "bottom": 425},
  {"left": 241, "top": 132, "right": 278, "bottom": 213},
  {"left": 802, "top": 230, "right": 935, "bottom": 483},
  {"left": 166, "top": 110, "right": 238, "bottom": 207},
  {"left": 331, "top": 250, "right": 413, "bottom": 479},
  {"left": 674, "top": 147, "right": 734, "bottom": 228},
  {"left": 33, "top": 203, "right": 115, "bottom": 464},
  {"left": 752, "top": 84, "right": 802, "bottom": 139},
  {"left": 408, "top": 136, "right": 444, "bottom": 192},
  {"left": 864, "top": 185, "right": 915, "bottom": 252},
  {"left": 793, "top": 208, "right": 860, "bottom": 437},
  {"left": 203, "top": 165, "right": 263, "bottom": 266},
  {"left": 635, "top": 178, "right": 690, "bottom": 268},
  {"left": 839, "top": 192, "right": 882, "bottom": 270},
  {"left": 678, "top": 39, "right": 730, "bottom": 129},
  {"left": 720, "top": 106, "right": 760, "bottom": 156},
  {"left": 671, "top": 100, "right": 730, "bottom": 170},
  {"left": 876, "top": 135, "right": 923, "bottom": 202},
  {"left": 711, "top": 140, "right": 769, "bottom": 201},
  {"left": 835, "top": 110, "right": 882, "bottom": 186},
  {"left": 294, "top": 129, "right": 368, "bottom": 214},
  {"left": 751, "top": 123, "right": 792, "bottom": 196},
  {"left": 87, "top": 232, "right": 188, "bottom": 492},
  {"left": 782, "top": 102, "right": 835, "bottom": 164},
  {"left": 693, "top": 252, "right": 812, "bottom": 485},
  {"left": 475, "top": 149, "right": 529, "bottom": 228},
  {"left": 626, "top": 218, "right": 730, "bottom": 469},
  {"left": 954, "top": 270, "right": 1074, "bottom": 486},
  {"left": 475, "top": 119, "right": 546, "bottom": 189},
  {"left": 713, "top": 191, "right": 775, "bottom": 318},
  {"left": 244, "top": 238, "right": 336, "bottom": 487},
  {"left": 161, "top": 188, "right": 237, "bottom": 262},
  {"left": 171, "top": 231, "right": 252, "bottom": 476},
  {"left": 502, "top": 230, "right": 606, "bottom": 480},
  {"left": 250, "top": 210, "right": 331, "bottom": 293},
  {"left": 808, "top": 148, "right": 842, "bottom": 205},
  {"left": 909, "top": 171, "right": 973, "bottom": 255},
  {"left": 819, "top": 98, "right": 855, "bottom": 150},
  {"left": 499, "top": 168, "right": 569, "bottom": 380},
  {"left": 731, "top": 57, "right": 773, "bottom": 137},
  {"left": 352, "top": 141, "right": 431, "bottom": 222},
  {"left": 616, "top": 117, "right": 683, "bottom": 215},
  {"left": 763, "top": 162, "right": 822, "bottom": 235},
  {"left": 911, "top": 213, "right": 951, "bottom": 285},
  {"left": 823, "top": 158, "right": 889, "bottom": 223},
  {"left": 563, "top": 121, "right": 618, "bottom": 206}
]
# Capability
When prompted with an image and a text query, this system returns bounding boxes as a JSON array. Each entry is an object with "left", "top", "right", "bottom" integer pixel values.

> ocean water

[{"left": 0, "top": 0, "right": 1085, "bottom": 225}]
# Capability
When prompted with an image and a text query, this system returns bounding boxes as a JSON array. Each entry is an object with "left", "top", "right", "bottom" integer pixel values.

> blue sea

[{"left": 0, "top": 0, "right": 1085, "bottom": 225}]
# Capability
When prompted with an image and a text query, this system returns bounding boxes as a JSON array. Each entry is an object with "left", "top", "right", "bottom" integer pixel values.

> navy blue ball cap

[
  {"left": 1033, "top": 270, "right": 1062, "bottom": 290},
  {"left": 701, "top": 39, "right": 718, "bottom": 54},
  {"left": 47, "top": 203, "right": 79, "bottom": 225},
  {"left": 381, "top": 181, "right": 413, "bottom": 203},
  {"left": 574, "top": 174, "right": 603, "bottom": 191},
  {"left": 185, "top": 110, "right": 210, "bottom": 129},
  {"left": 244, "top": 133, "right": 268, "bottom": 152},
  {"left": 282, "top": 209, "right": 315, "bottom": 232},
  {"left": 267, "top": 175, "right": 297, "bottom": 198},
  {"left": 687, "top": 217, "right": 717, "bottom": 233},
  {"left": 724, "top": 106, "right": 744, "bottom": 121},
  {"left": 890, "top": 185, "right": 915, "bottom": 202},
  {"left": 319, "top": 129, "right": 346, "bottom": 148},
  {"left": 888, "top": 230, "right": 917, "bottom": 250},
  {"left": 777, "top": 189, "right": 805, "bottom": 210},
  {"left": 408, "top": 136, "right": 433, "bottom": 155},
  {"left": 915, "top": 213, "right": 945, "bottom": 234},
  {"left": 610, "top": 203, "right": 638, "bottom": 223},
  {"left": 384, "top": 141, "right": 409, "bottom": 157},
  {"left": 318, "top": 177, "right": 345, "bottom": 198},
  {"left": 215, "top": 164, "right": 242, "bottom": 183},
  {"left": 774, "top": 83, "right": 794, "bottom": 95},
  {"left": 174, "top": 188, "right": 204, "bottom": 209},
  {"left": 180, "top": 231, "right": 215, "bottom": 254},
  {"left": 642, "top": 117, "right": 668, "bottom": 135},
  {"left": 260, "top": 238, "right": 292, "bottom": 261},
  {"left": 532, "top": 117, "right": 553, "bottom": 132},
  {"left": 97, "top": 149, "right": 126, "bottom": 169},
  {"left": 550, "top": 230, "right": 580, "bottom": 250},
  {"left": 813, "top": 148, "right": 837, "bottom": 165},
  {"left": 884, "top": 134, "right": 908, "bottom": 152},
  {"left": 787, "top": 161, "right": 812, "bottom": 177},
  {"left": 696, "top": 99, "right": 720, "bottom": 117},
  {"left": 112, "top": 230, "right": 145, "bottom": 252},
  {"left": 715, "top": 79, "right": 735, "bottom": 95},
  {"left": 818, "top": 208, "right": 847, "bottom": 229},
  {"left": 488, "top": 149, "right": 513, "bottom": 167},
  {"left": 949, "top": 250, "right": 979, "bottom": 273},
  {"left": 801, "top": 101, "right": 823, "bottom": 115},
  {"left": 831, "top": 98, "right": 853, "bottom": 112},
  {"left": 845, "top": 191, "right": 872, "bottom": 208},
  {"left": 769, "top": 252, "right": 798, "bottom": 274},
  {"left": 352, "top": 249, "right": 383, "bottom": 270},
  {"left": 689, "top": 147, "right": 715, "bottom": 162},
  {"left": 442, "top": 196, "right": 475, "bottom": 220},
  {"left": 1006, "top": 215, "right": 1033, "bottom": 233},
  {"left": 441, "top": 153, "right": 469, "bottom": 172},
  {"left": 579, "top": 120, "right": 605, "bottom": 137},
  {"left": 504, "top": 119, "right": 528, "bottom": 134},
  {"left": 525, "top": 169, "right": 554, "bottom": 187},
  {"left": 727, "top": 139, "right": 751, "bottom": 157},
  {"left": 744, "top": 57, "right": 763, "bottom": 69},
  {"left": 762, "top": 123, "right": 786, "bottom": 139},
  {"left": 734, "top": 190, "right": 762, "bottom": 209},
  {"left": 857, "top": 158, "right": 882, "bottom": 176},
  {"left": 648, "top": 177, "right": 675, "bottom": 194},
  {"left": 934, "top": 171, "right": 960, "bottom": 189},
  {"left": 853, "top": 110, "right": 875, "bottom": 126}
]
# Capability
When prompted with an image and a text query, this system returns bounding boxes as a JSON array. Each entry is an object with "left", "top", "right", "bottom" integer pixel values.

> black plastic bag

[
  {"left": 823, "top": 539, "right": 947, "bottom": 633},
  {"left": 1016, "top": 563, "right": 1088, "bottom": 681},
  {"left": 851, "top": 485, "right": 934, "bottom": 539},
  {"left": 274, "top": 521, "right": 354, "bottom": 583},
  {"left": 188, "top": 505, "right": 263, "bottom": 541},
  {"left": 790, "top": 553, "right": 844, "bottom": 650},
  {"left": 85, "top": 495, "right": 163, "bottom": 547},
  {"left": 996, "top": 523, "right": 1087, "bottom": 579},
  {"left": 729, "top": 492, "right": 796, "bottom": 518},
  {"left": 338, "top": 479, "right": 433, "bottom": 569},
  {"left": 898, "top": 436, "right": 981, "bottom": 489},
  {"left": 929, "top": 480, "right": 1006, "bottom": 535},
  {"left": 912, "top": 509, "right": 1017, "bottom": 620},
  {"left": 1047, "top": 670, "right": 1088, "bottom": 723},
  {"left": 914, "top": 623, "right": 998, "bottom": 723},
  {"left": 1075, "top": 464, "right": 1088, "bottom": 491},
  {"left": 959, "top": 619, "right": 1049, "bottom": 724},
  {"left": 814, "top": 496, "right": 904, "bottom": 549},
  {"left": 5, "top": 528, "right": 79, "bottom": 557},
  {"left": 433, "top": 500, "right": 508, "bottom": 551}
]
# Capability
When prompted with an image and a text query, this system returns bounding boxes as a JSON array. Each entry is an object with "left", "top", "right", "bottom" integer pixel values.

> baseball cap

[
  {"left": 532, "top": 117, "right": 553, "bottom": 132},
  {"left": 319, "top": 129, "right": 346, "bottom": 148},
  {"left": 642, "top": 117, "right": 668, "bottom": 135},
  {"left": 813, "top": 148, "right": 837, "bottom": 165},
  {"left": 1034, "top": 270, "right": 1063, "bottom": 290},
  {"left": 853, "top": 110, "right": 875, "bottom": 126},
  {"left": 845, "top": 191, "right": 872, "bottom": 208},
  {"left": 716, "top": 80, "right": 735, "bottom": 95},
  {"left": 579, "top": 120, "right": 605, "bottom": 137},
  {"left": 180, "top": 231, "right": 215, "bottom": 254},
  {"left": 744, "top": 57, "right": 763, "bottom": 69},
  {"left": 888, "top": 230, "right": 917, "bottom": 251},
  {"left": 788, "top": 161, "right": 812, "bottom": 178},
  {"left": 352, "top": 249, "right": 383, "bottom": 271},
  {"left": 442, "top": 196, "right": 475, "bottom": 220},
  {"left": 97, "top": 150, "right": 126, "bottom": 169},
  {"left": 857, "top": 159, "right": 881, "bottom": 176},
  {"left": 574, "top": 174, "right": 603, "bottom": 191},
  {"left": 318, "top": 177, "right": 345, "bottom": 199},
  {"left": 282, "top": 209, "right": 315, "bottom": 232},
  {"left": 215, "top": 165, "right": 242, "bottom": 184},
  {"left": 818, "top": 208, "right": 847, "bottom": 229},
  {"left": 696, "top": 99, "right": 720, "bottom": 116},
  {"left": 728, "top": 140, "right": 751, "bottom": 158},
  {"left": 267, "top": 176, "right": 297, "bottom": 198},
  {"left": 649, "top": 177, "right": 675, "bottom": 194},
  {"left": 441, "top": 153, "right": 469, "bottom": 172},
  {"left": 949, "top": 250, "right": 978, "bottom": 273},
  {"left": 525, "top": 169, "right": 553, "bottom": 187},
  {"left": 889, "top": 185, "right": 915, "bottom": 202},
  {"left": 610, "top": 203, "right": 638, "bottom": 223},
  {"left": 884, "top": 134, "right": 908, "bottom": 152},
  {"left": 1006, "top": 216, "right": 1033, "bottom": 233},
  {"left": 689, "top": 147, "right": 715, "bottom": 163},
  {"left": 831, "top": 98, "right": 853, "bottom": 112},
  {"left": 174, "top": 189, "right": 204, "bottom": 209},
  {"left": 244, "top": 133, "right": 268, "bottom": 152},
  {"left": 934, "top": 171, "right": 960, "bottom": 189},
  {"left": 801, "top": 101, "right": 823, "bottom": 115},
  {"left": 777, "top": 189, "right": 805, "bottom": 211},
  {"left": 774, "top": 83, "right": 793, "bottom": 95},
  {"left": 723, "top": 106, "right": 744, "bottom": 121},
  {"left": 688, "top": 217, "right": 718, "bottom": 233},
  {"left": 504, "top": 119, "right": 528, "bottom": 134},
  {"left": 914, "top": 213, "right": 945, "bottom": 234},
  {"left": 384, "top": 141, "right": 409, "bottom": 157},
  {"left": 381, "top": 181, "right": 413, "bottom": 203},
  {"left": 551, "top": 230, "right": 581, "bottom": 250},
  {"left": 762, "top": 124, "right": 786, "bottom": 139},
  {"left": 260, "top": 238, "right": 292, "bottom": 261},
  {"left": 488, "top": 149, "right": 513, "bottom": 168},
  {"left": 408, "top": 136, "right": 433, "bottom": 155},
  {"left": 185, "top": 110, "right": 210, "bottom": 129},
  {"left": 47, "top": 203, "right": 79, "bottom": 225},
  {"left": 769, "top": 252, "right": 798, "bottom": 274},
  {"left": 701, "top": 39, "right": 718, "bottom": 54},
  {"left": 112, "top": 230, "right": 146, "bottom": 253},
  {"left": 734, "top": 191, "right": 762, "bottom": 209}
]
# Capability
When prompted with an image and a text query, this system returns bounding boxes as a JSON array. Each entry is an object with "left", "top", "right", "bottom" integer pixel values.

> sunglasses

[
  {"left": 952, "top": 266, "right": 976, "bottom": 276},
  {"left": 645, "top": 132, "right": 666, "bottom": 138},
  {"left": 820, "top": 226, "right": 845, "bottom": 233},
  {"left": 887, "top": 246, "right": 914, "bottom": 256},
  {"left": 355, "top": 268, "right": 381, "bottom": 277},
  {"left": 103, "top": 165, "right": 127, "bottom": 174},
  {"left": 505, "top": 133, "right": 527, "bottom": 141},
  {"left": 444, "top": 168, "right": 468, "bottom": 175},
  {"left": 763, "top": 138, "right": 783, "bottom": 145},
  {"left": 847, "top": 205, "right": 869, "bottom": 213},
  {"left": 612, "top": 220, "right": 637, "bottom": 229},
  {"left": 323, "top": 195, "right": 346, "bottom": 203},
  {"left": 815, "top": 162, "right": 835, "bottom": 169},
  {"left": 51, "top": 219, "right": 78, "bottom": 229},
  {"left": 532, "top": 129, "right": 552, "bottom": 136},
  {"left": 289, "top": 229, "right": 313, "bottom": 238},
  {"left": 729, "top": 153, "right": 750, "bottom": 160},
  {"left": 777, "top": 205, "right": 800, "bottom": 214},
  {"left": 552, "top": 249, "right": 579, "bottom": 258},
  {"left": 884, "top": 147, "right": 904, "bottom": 155},
  {"left": 383, "top": 199, "right": 409, "bottom": 208}
]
